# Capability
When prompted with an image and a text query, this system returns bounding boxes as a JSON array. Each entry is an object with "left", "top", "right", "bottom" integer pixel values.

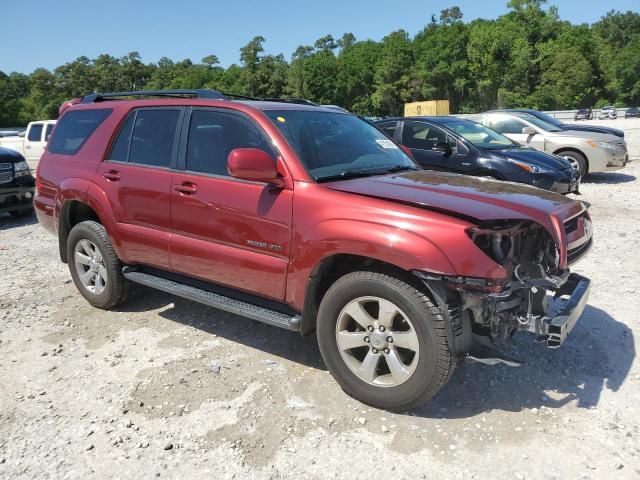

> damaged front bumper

[{"left": 520, "top": 273, "right": 590, "bottom": 348}]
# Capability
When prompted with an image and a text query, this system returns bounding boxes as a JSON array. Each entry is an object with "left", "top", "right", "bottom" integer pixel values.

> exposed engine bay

[{"left": 415, "top": 218, "right": 592, "bottom": 354}]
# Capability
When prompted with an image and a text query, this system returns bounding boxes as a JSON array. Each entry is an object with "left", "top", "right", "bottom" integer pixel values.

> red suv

[{"left": 35, "top": 90, "right": 593, "bottom": 410}]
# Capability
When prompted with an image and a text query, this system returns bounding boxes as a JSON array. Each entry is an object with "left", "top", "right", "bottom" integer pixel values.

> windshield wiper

[{"left": 316, "top": 165, "right": 417, "bottom": 183}]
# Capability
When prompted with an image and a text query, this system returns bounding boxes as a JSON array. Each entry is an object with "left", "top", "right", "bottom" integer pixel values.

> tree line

[{"left": 1, "top": 0, "right": 639, "bottom": 127}]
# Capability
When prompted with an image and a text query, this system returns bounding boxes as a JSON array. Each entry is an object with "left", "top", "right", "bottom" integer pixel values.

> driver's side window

[
  {"left": 402, "top": 121, "right": 447, "bottom": 150},
  {"left": 488, "top": 116, "right": 526, "bottom": 135}
]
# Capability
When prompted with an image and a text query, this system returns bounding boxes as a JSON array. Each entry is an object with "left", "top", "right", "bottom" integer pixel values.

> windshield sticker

[{"left": 376, "top": 139, "right": 398, "bottom": 149}]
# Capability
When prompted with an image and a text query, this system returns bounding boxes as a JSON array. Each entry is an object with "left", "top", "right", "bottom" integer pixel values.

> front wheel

[
  {"left": 557, "top": 150, "right": 588, "bottom": 178},
  {"left": 317, "top": 271, "right": 455, "bottom": 411}
]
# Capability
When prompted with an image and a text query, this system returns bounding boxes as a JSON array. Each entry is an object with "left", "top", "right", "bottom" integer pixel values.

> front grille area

[
  {"left": 0, "top": 171, "right": 12, "bottom": 184},
  {"left": 567, "top": 237, "right": 593, "bottom": 265}
]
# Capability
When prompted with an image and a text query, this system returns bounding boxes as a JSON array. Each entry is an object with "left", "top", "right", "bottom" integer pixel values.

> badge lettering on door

[{"left": 247, "top": 240, "right": 282, "bottom": 252}]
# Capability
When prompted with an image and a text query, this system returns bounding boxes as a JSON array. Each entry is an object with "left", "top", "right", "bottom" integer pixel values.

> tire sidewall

[
  {"left": 559, "top": 151, "right": 587, "bottom": 177},
  {"left": 317, "top": 273, "right": 440, "bottom": 410},
  {"left": 67, "top": 221, "right": 121, "bottom": 309}
]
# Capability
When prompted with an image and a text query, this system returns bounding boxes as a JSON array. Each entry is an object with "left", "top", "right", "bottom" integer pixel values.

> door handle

[
  {"left": 25, "top": 145, "right": 31, "bottom": 149},
  {"left": 103, "top": 170, "right": 121, "bottom": 181},
  {"left": 174, "top": 183, "right": 198, "bottom": 194}
]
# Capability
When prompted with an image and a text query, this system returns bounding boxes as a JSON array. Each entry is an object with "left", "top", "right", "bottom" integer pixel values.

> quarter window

[
  {"left": 28, "top": 124, "right": 43, "bottom": 142},
  {"left": 186, "top": 110, "right": 274, "bottom": 176},
  {"left": 48, "top": 109, "right": 112, "bottom": 155}
]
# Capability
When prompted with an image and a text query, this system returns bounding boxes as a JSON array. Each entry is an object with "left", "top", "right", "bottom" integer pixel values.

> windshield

[
  {"left": 529, "top": 111, "right": 562, "bottom": 127},
  {"left": 514, "top": 113, "right": 563, "bottom": 132},
  {"left": 265, "top": 110, "right": 416, "bottom": 181},
  {"left": 445, "top": 119, "right": 518, "bottom": 149}
]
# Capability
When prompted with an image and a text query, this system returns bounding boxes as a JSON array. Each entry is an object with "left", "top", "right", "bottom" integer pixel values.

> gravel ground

[{"left": 1, "top": 119, "right": 639, "bottom": 480}]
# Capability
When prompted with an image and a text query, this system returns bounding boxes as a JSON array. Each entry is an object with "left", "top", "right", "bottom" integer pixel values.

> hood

[
  {"left": 562, "top": 123, "right": 624, "bottom": 138},
  {"left": 325, "top": 170, "right": 583, "bottom": 230},
  {"left": 486, "top": 147, "right": 572, "bottom": 172},
  {"left": 547, "top": 129, "right": 621, "bottom": 142}
]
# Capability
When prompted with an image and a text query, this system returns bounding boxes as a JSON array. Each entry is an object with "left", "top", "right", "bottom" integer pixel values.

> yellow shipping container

[{"left": 404, "top": 100, "right": 450, "bottom": 117}]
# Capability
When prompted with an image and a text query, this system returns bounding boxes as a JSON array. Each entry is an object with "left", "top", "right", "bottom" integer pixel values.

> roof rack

[
  {"left": 80, "top": 89, "right": 228, "bottom": 103},
  {"left": 261, "top": 98, "right": 318, "bottom": 106}
]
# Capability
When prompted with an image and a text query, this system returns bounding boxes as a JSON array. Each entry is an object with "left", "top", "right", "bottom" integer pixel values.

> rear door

[
  {"left": 97, "top": 107, "right": 184, "bottom": 270},
  {"left": 169, "top": 107, "right": 293, "bottom": 301}
]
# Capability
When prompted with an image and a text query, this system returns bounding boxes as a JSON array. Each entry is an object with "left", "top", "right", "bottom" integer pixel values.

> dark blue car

[{"left": 375, "top": 116, "right": 580, "bottom": 194}]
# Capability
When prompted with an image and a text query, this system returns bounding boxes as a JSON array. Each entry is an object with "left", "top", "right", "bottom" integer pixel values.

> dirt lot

[{"left": 1, "top": 119, "right": 639, "bottom": 480}]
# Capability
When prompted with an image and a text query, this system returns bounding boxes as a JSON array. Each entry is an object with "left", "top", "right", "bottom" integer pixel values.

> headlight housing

[
  {"left": 508, "top": 158, "right": 553, "bottom": 174},
  {"left": 587, "top": 140, "right": 617, "bottom": 151},
  {"left": 13, "top": 160, "right": 31, "bottom": 177}
]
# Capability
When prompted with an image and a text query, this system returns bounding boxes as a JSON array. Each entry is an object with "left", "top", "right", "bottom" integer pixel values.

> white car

[
  {"left": 0, "top": 120, "right": 56, "bottom": 170},
  {"left": 599, "top": 106, "right": 617, "bottom": 120},
  {"left": 475, "top": 112, "right": 627, "bottom": 177}
]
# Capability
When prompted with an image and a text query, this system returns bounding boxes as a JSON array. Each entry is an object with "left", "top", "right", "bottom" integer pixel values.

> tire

[
  {"left": 317, "top": 270, "right": 455, "bottom": 411},
  {"left": 9, "top": 206, "right": 34, "bottom": 218},
  {"left": 67, "top": 220, "right": 130, "bottom": 309},
  {"left": 557, "top": 150, "right": 588, "bottom": 178}
]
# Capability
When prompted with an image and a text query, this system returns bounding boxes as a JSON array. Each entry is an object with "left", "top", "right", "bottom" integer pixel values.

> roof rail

[
  {"left": 80, "top": 89, "right": 228, "bottom": 103},
  {"left": 261, "top": 98, "right": 318, "bottom": 106}
]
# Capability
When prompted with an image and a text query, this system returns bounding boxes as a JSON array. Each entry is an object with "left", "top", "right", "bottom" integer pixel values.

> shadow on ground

[
  {"left": 417, "top": 305, "right": 634, "bottom": 418},
  {"left": 584, "top": 172, "right": 636, "bottom": 184},
  {"left": 0, "top": 211, "right": 37, "bottom": 230},
  {"left": 119, "top": 287, "right": 634, "bottom": 418}
]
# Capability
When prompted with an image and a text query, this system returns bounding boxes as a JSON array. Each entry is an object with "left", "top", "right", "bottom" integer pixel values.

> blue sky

[{"left": 2, "top": 0, "right": 638, "bottom": 74}]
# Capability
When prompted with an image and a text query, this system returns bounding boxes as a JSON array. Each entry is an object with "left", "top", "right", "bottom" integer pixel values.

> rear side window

[
  {"left": 376, "top": 121, "right": 397, "bottom": 138},
  {"left": 28, "top": 124, "right": 43, "bottom": 142},
  {"left": 45, "top": 124, "right": 54, "bottom": 141},
  {"left": 48, "top": 109, "right": 112, "bottom": 155},
  {"left": 126, "top": 110, "right": 180, "bottom": 168},
  {"left": 402, "top": 121, "right": 447, "bottom": 150}
]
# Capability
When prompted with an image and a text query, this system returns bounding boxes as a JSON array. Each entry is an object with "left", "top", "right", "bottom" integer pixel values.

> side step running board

[{"left": 123, "top": 269, "right": 301, "bottom": 331}]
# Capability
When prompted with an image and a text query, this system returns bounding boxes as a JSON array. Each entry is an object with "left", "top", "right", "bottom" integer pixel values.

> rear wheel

[
  {"left": 558, "top": 150, "right": 588, "bottom": 178},
  {"left": 67, "top": 220, "right": 130, "bottom": 309},
  {"left": 317, "top": 271, "right": 455, "bottom": 411}
]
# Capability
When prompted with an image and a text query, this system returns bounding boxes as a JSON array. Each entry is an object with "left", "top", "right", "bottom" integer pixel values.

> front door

[
  {"left": 170, "top": 108, "right": 293, "bottom": 301},
  {"left": 96, "top": 107, "right": 183, "bottom": 269},
  {"left": 401, "top": 120, "right": 465, "bottom": 172},
  {"left": 486, "top": 114, "right": 545, "bottom": 151}
]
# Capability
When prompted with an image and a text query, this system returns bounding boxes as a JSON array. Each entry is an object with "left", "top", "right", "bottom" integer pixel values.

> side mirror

[
  {"left": 433, "top": 141, "right": 452, "bottom": 153},
  {"left": 522, "top": 126, "right": 537, "bottom": 135},
  {"left": 227, "top": 148, "right": 284, "bottom": 187}
]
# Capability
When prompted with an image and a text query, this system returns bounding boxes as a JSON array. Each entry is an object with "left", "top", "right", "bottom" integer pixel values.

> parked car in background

[
  {"left": 490, "top": 108, "right": 624, "bottom": 138},
  {"left": 321, "top": 104, "right": 350, "bottom": 113},
  {"left": 0, "top": 120, "right": 56, "bottom": 169},
  {"left": 625, "top": 107, "right": 640, "bottom": 119},
  {"left": 375, "top": 116, "right": 580, "bottom": 194},
  {"left": 35, "top": 89, "right": 593, "bottom": 410},
  {"left": 574, "top": 109, "right": 592, "bottom": 121},
  {"left": 476, "top": 111, "right": 628, "bottom": 177},
  {"left": 0, "top": 147, "right": 35, "bottom": 218},
  {"left": 599, "top": 106, "right": 617, "bottom": 120},
  {"left": 0, "top": 130, "right": 25, "bottom": 138}
]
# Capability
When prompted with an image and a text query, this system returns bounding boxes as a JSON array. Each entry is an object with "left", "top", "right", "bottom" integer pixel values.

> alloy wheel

[
  {"left": 74, "top": 239, "right": 108, "bottom": 295},
  {"left": 335, "top": 296, "right": 420, "bottom": 387}
]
